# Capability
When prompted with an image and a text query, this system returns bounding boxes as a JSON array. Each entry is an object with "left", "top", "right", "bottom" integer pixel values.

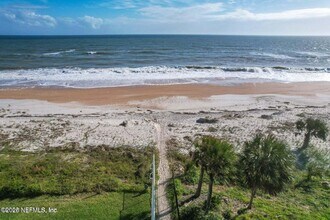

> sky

[{"left": 1, "top": 0, "right": 330, "bottom": 35}]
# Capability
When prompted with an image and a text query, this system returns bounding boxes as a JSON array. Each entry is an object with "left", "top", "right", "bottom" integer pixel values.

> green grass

[
  {"left": 167, "top": 146, "right": 330, "bottom": 220},
  {"left": 0, "top": 145, "right": 155, "bottom": 219},
  {"left": 0, "top": 192, "right": 150, "bottom": 220},
  {"left": 213, "top": 179, "right": 330, "bottom": 220},
  {"left": 0, "top": 145, "right": 155, "bottom": 197},
  {"left": 174, "top": 173, "right": 330, "bottom": 220}
]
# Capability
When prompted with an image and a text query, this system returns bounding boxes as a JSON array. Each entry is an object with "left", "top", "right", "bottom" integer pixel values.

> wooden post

[{"left": 172, "top": 170, "right": 180, "bottom": 220}]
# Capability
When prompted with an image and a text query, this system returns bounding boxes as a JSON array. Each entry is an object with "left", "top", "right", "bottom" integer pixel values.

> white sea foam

[
  {"left": 43, "top": 49, "right": 76, "bottom": 56},
  {"left": 43, "top": 52, "right": 61, "bottom": 56},
  {"left": 297, "top": 51, "right": 330, "bottom": 58},
  {"left": 87, "top": 51, "right": 97, "bottom": 55},
  {"left": 0, "top": 66, "right": 329, "bottom": 88},
  {"left": 250, "top": 52, "right": 294, "bottom": 59}
]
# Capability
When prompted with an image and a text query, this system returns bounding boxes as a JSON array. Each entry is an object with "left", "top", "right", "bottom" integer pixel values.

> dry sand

[{"left": 0, "top": 82, "right": 329, "bottom": 150}]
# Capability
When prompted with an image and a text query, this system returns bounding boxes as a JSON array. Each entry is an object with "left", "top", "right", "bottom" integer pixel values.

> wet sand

[{"left": 0, "top": 82, "right": 329, "bottom": 106}]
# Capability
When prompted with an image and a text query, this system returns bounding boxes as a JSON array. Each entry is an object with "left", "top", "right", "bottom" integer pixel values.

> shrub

[
  {"left": 183, "top": 164, "right": 199, "bottom": 185},
  {"left": 180, "top": 205, "right": 205, "bottom": 220},
  {"left": 305, "top": 146, "right": 330, "bottom": 180},
  {"left": 222, "top": 209, "right": 233, "bottom": 220},
  {"left": 196, "top": 118, "right": 218, "bottom": 124}
]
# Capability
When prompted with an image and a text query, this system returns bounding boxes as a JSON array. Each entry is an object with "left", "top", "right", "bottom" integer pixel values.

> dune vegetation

[
  {"left": 167, "top": 117, "right": 329, "bottom": 220},
  {"left": 0, "top": 145, "right": 156, "bottom": 220}
]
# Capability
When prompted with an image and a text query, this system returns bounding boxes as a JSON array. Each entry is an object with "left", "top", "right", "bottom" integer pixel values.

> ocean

[{"left": 0, "top": 35, "right": 329, "bottom": 88}]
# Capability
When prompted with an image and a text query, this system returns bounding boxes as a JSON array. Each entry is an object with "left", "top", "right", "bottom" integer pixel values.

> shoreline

[{"left": 0, "top": 82, "right": 329, "bottom": 106}]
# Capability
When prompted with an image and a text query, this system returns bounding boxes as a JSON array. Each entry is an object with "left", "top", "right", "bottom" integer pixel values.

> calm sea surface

[{"left": 0, "top": 35, "right": 329, "bottom": 88}]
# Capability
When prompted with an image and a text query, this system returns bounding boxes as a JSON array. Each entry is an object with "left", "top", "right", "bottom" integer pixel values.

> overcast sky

[{"left": 1, "top": 0, "right": 330, "bottom": 35}]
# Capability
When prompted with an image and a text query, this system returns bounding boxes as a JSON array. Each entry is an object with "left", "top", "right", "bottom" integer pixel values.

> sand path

[{"left": 154, "top": 122, "right": 172, "bottom": 220}]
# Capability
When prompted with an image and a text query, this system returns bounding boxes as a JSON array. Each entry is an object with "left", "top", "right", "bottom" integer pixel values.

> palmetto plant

[
  {"left": 296, "top": 118, "right": 328, "bottom": 151},
  {"left": 305, "top": 145, "right": 330, "bottom": 181},
  {"left": 192, "top": 137, "right": 208, "bottom": 198},
  {"left": 194, "top": 136, "right": 236, "bottom": 212},
  {"left": 240, "top": 134, "right": 294, "bottom": 209}
]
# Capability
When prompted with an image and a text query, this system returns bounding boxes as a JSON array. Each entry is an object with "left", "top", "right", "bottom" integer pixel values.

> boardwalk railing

[{"left": 151, "top": 153, "right": 156, "bottom": 220}]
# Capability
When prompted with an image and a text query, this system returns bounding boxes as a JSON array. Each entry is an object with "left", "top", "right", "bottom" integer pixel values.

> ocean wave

[
  {"left": 43, "top": 49, "right": 76, "bottom": 56},
  {"left": 250, "top": 52, "right": 294, "bottom": 59},
  {"left": 0, "top": 66, "right": 329, "bottom": 88},
  {"left": 296, "top": 51, "right": 330, "bottom": 58},
  {"left": 87, "top": 51, "right": 97, "bottom": 55}
]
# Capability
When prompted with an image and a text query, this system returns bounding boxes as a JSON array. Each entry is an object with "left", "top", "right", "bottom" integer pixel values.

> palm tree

[
  {"left": 197, "top": 136, "right": 236, "bottom": 212},
  {"left": 296, "top": 118, "right": 328, "bottom": 151},
  {"left": 240, "top": 134, "right": 294, "bottom": 209},
  {"left": 192, "top": 137, "right": 208, "bottom": 198}
]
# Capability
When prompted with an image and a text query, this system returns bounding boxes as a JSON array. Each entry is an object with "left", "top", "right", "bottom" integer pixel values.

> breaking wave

[
  {"left": 0, "top": 66, "right": 329, "bottom": 88},
  {"left": 87, "top": 51, "right": 97, "bottom": 55},
  {"left": 43, "top": 49, "right": 76, "bottom": 56},
  {"left": 250, "top": 52, "right": 294, "bottom": 60},
  {"left": 296, "top": 51, "right": 330, "bottom": 58}
]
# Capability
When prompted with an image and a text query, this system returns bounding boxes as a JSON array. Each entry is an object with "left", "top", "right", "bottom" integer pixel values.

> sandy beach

[
  {"left": 1, "top": 82, "right": 329, "bottom": 220},
  {"left": 0, "top": 81, "right": 329, "bottom": 151}
]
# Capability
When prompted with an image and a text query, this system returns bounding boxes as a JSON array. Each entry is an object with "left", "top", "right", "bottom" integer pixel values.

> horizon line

[{"left": 1, "top": 34, "right": 330, "bottom": 37}]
